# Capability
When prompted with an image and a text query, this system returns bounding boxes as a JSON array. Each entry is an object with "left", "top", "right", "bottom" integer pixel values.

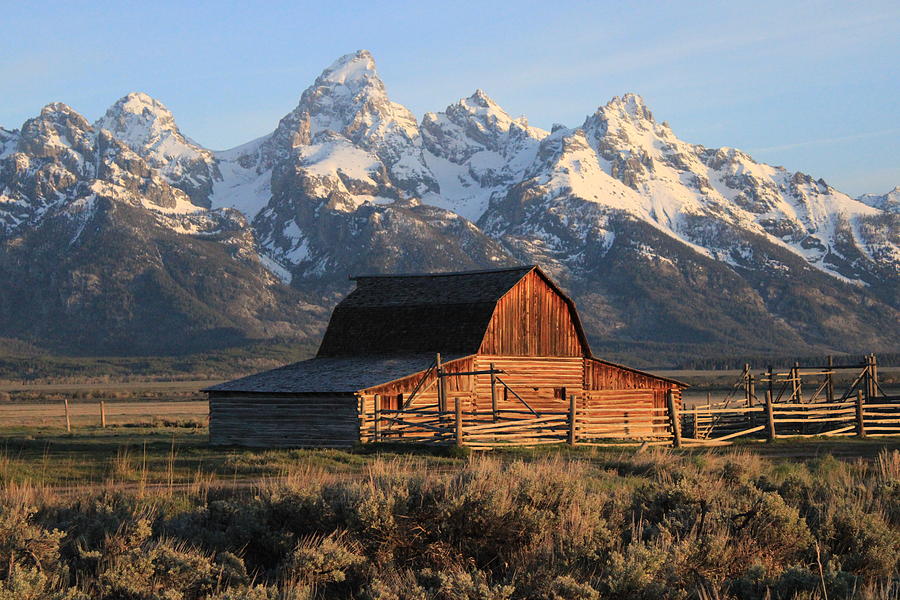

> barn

[{"left": 206, "top": 266, "right": 686, "bottom": 448}]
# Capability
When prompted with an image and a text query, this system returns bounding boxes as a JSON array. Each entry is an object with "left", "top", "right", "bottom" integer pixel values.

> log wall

[
  {"left": 584, "top": 358, "right": 680, "bottom": 411},
  {"left": 473, "top": 355, "right": 583, "bottom": 414},
  {"left": 209, "top": 392, "right": 359, "bottom": 448}
]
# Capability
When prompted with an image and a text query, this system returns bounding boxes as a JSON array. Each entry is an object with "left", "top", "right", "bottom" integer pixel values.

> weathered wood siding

[
  {"left": 360, "top": 356, "right": 476, "bottom": 410},
  {"left": 209, "top": 392, "right": 359, "bottom": 448},
  {"left": 584, "top": 359, "right": 680, "bottom": 411},
  {"left": 479, "top": 270, "right": 585, "bottom": 357},
  {"left": 359, "top": 356, "right": 476, "bottom": 441},
  {"left": 472, "top": 355, "right": 583, "bottom": 414}
]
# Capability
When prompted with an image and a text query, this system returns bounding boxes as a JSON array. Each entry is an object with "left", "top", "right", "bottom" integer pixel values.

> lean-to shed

[{"left": 206, "top": 266, "right": 686, "bottom": 447}]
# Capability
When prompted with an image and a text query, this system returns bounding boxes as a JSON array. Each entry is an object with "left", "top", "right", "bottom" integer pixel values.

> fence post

[
  {"left": 792, "top": 362, "right": 802, "bottom": 403},
  {"left": 764, "top": 390, "right": 776, "bottom": 442},
  {"left": 63, "top": 398, "right": 71, "bottom": 432},
  {"left": 667, "top": 390, "right": 682, "bottom": 448},
  {"left": 743, "top": 363, "right": 751, "bottom": 406},
  {"left": 826, "top": 355, "right": 834, "bottom": 403},
  {"left": 100, "top": 401, "right": 106, "bottom": 428},
  {"left": 863, "top": 355, "right": 871, "bottom": 403},
  {"left": 855, "top": 390, "right": 866, "bottom": 438},
  {"left": 567, "top": 392, "right": 576, "bottom": 446},
  {"left": 454, "top": 395, "right": 463, "bottom": 447},
  {"left": 872, "top": 354, "right": 879, "bottom": 399},
  {"left": 490, "top": 362, "right": 498, "bottom": 422},
  {"left": 436, "top": 353, "right": 445, "bottom": 412},
  {"left": 374, "top": 394, "right": 381, "bottom": 442}
]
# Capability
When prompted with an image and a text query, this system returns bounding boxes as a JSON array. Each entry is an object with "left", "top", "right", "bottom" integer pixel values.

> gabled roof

[
  {"left": 206, "top": 354, "right": 466, "bottom": 394},
  {"left": 316, "top": 266, "right": 541, "bottom": 357}
]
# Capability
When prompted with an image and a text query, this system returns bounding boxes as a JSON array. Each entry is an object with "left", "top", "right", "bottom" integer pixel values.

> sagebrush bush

[{"left": 0, "top": 450, "right": 897, "bottom": 599}]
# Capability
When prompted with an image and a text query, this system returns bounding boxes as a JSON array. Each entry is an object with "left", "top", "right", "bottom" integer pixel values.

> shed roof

[
  {"left": 205, "top": 354, "right": 465, "bottom": 394},
  {"left": 316, "top": 266, "right": 542, "bottom": 357}
]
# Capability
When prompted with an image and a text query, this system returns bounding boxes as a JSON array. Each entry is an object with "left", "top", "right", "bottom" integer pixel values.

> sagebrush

[{"left": 0, "top": 449, "right": 898, "bottom": 599}]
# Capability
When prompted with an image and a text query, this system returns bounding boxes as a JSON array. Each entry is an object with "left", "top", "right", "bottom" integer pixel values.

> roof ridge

[{"left": 349, "top": 265, "right": 534, "bottom": 280}]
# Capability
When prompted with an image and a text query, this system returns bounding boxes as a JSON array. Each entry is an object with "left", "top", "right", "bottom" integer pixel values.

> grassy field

[
  {"left": 0, "top": 399, "right": 208, "bottom": 429},
  {"left": 0, "top": 429, "right": 897, "bottom": 598},
  {"left": 0, "top": 422, "right": 897, "bottom": 489}
]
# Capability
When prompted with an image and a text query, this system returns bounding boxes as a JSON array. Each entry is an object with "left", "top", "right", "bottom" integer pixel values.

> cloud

[{"left": 750, "top": 128, "right": 900, "bottom": 154}]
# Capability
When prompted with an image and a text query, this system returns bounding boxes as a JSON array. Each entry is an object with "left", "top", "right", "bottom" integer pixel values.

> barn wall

[
  {"left": 209, "top": 392, "right": 359, "bottom": 448},
  {"left": 479, "top": 270, "right": 585, "bottom": 357},
  {"left": 473, "top": 355, "right": 584, "bottom": 414},
  {"left": 584, "top": 359, "right": 680, "bottom": 411},
  {"left": 358, "top": 356, "right": 476, "bottom": 442},
  {"left": 359, "top": 356, "right": 476, "bottom": 426}
]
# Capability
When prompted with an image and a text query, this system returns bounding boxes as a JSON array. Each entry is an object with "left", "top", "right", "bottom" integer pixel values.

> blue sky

[{"left": 2, "top": 1, "right": 898, "bottom": 196}]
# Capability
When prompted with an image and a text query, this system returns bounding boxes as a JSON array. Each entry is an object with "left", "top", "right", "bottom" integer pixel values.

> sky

[{"left": 2, "top": 0, "right": 898, "bottom": 196}]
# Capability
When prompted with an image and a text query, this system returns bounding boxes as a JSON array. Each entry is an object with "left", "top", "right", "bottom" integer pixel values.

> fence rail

[{"left": 361, "top": 388, "right": 900, "bottom": 449}]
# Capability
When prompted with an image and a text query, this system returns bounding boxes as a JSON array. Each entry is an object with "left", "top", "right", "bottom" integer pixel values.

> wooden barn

[{"left": 207, "top": 266, "right": 687, "bottom": 448}]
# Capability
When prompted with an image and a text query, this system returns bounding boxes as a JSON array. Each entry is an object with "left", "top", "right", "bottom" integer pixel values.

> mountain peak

[
  {"left": 95, "top": 91, "right": 215, "bottom": 208},
  {"left": 38, "top": 102, "right": 85, "bottom": 120},
  {"left": 318, "top": 50, "right": 378, "bottom": 88},
  {"left": 858, "top": 186, "right": 900, "bottom": 213},
  {"left": 467, "top": 89, "right": 496, "bottom": 107},
  {"left": 98, "top": 92, "right": 177, "bottom": 135},
  {"left": 113, "top": 92, "right": 173, "bottom": 118},
  {"left": 603, "top": 93, "right": 653, "bottom": 121}
]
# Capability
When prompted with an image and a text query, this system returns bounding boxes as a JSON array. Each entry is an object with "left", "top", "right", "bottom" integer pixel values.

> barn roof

[
  {"left": 316, "top": 265, "right": 572, "bottom": 357},
  {"left": 205, "top": 354, "right": 465, "bottom": 394}
]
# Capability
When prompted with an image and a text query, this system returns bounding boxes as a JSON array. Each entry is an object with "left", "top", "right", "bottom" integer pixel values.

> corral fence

[{"left": 362, "top": 353, "right": 900, "bottom": 448}]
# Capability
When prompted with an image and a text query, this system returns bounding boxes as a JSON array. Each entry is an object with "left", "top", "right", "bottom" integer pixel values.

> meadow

[
  {"left": 0, "top": 374, "right": 898, "bottom": 599},
  {"left": 0, "top": 433, "right": 898, "bottom": 599}
]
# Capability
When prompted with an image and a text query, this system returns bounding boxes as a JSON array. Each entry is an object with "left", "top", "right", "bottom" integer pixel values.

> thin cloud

[{"left": 751, "top": 128, "right": 900, "bottom": 154}]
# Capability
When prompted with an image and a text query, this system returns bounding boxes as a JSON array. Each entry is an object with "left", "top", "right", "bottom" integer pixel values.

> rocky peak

[
  {"left": 582, "top": 93, "right": 664, "bottom": 147},
  {"left": 317, "top": 49, "right": 378, "bottom": 89},
  {"left": 18, "top": 103, "right": 94, "bottom": 158},
  {"left": 264, "top": 51, "right": 410, "bottom": 156},
  {"left": 604, "top": 93, "right": 654, "bottom": 122},
  {"left": 448, "top": 90, "right": 521, "bottom": 133},
  {"left": 96, "top": 92, "right": 181, "bottom": 148},
  {"left": 96, "top": 92, "right": 218, "bottom": 207},
  {"left": 858, "top": 186, "right": 900, "bottom": 214},
  {"left": 423, "top": 90, "right": 546, "bottom": 165},
  {"left": 285, "top": 49, "right": 414, "bottom": 147},
  {"left": 261, "top": 50, "right": 433, "bottom": 197}
]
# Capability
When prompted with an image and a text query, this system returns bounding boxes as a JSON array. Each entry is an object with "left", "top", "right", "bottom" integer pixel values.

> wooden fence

[{"left": 361, "top": 389, "right": 900, "bottom": 449}]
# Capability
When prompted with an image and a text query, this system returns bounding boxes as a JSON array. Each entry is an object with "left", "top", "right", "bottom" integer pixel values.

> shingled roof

[
  {"left": 316, "top": 266, "right": 539, "bottom": 357},
  {"left": 205, "top": 354, "right": 462, "bottom": 394}
]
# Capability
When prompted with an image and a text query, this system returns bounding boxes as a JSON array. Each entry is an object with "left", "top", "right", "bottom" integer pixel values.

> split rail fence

[
  {"left": 362, "top": 390, "right": 900, "bottom": 449},
  {"left": 361, "top": 353, "right": 900, "bottom": 448}
]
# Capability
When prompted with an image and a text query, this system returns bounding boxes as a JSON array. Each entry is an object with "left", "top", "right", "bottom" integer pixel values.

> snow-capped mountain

[
  {"left": 0, "top": 102, "right": 326, "bottom": 354},
  {"left": 859, "top": 187, "right": 900, "bottom": 214},
  {"left": 421, "top": 89, "right": 548, "bottom": 221},
  {"left": 95, "top": 93, "right": 221, "bottom": 208},
  {"left": 0, "top": 50, "right": 896, "bottom": 360},
  {"left": 248, "top": 50, "right": 511, "bottom": 283}
]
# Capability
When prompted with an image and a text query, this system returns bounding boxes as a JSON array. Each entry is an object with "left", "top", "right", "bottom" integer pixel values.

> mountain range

[{"left": 1, "top": 50, "right": 897, "bottom": 364}]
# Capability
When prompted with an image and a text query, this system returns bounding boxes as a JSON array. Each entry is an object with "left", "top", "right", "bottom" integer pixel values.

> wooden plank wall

[
  {"left": 361, "top": 356, "right": 476, "bottom": 412},
  {"left": 584, "top": 359, "right": 680, "bottom": 411},
  {"left": 580, "top": 389, "right": 661, "bottom": 437},
  {"left": 479, "top": 270, "right": 584, "bottom": 357},
  {"left": 359, "top": 357, "right": 476, "bottom": 441},
  {"left": 361, "top": 355, "right": 679, "bottom": 420},
  {"left": 209, "top": 392, "right": 359, "bottom": 448},
  {"left": 473, "top": 355, "right": 583, "bottom": 414}
]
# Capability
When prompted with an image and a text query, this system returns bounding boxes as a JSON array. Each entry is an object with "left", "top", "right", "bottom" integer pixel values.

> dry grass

[{"left": 0, "top": 448, "right": 898, "bottom": 598}]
